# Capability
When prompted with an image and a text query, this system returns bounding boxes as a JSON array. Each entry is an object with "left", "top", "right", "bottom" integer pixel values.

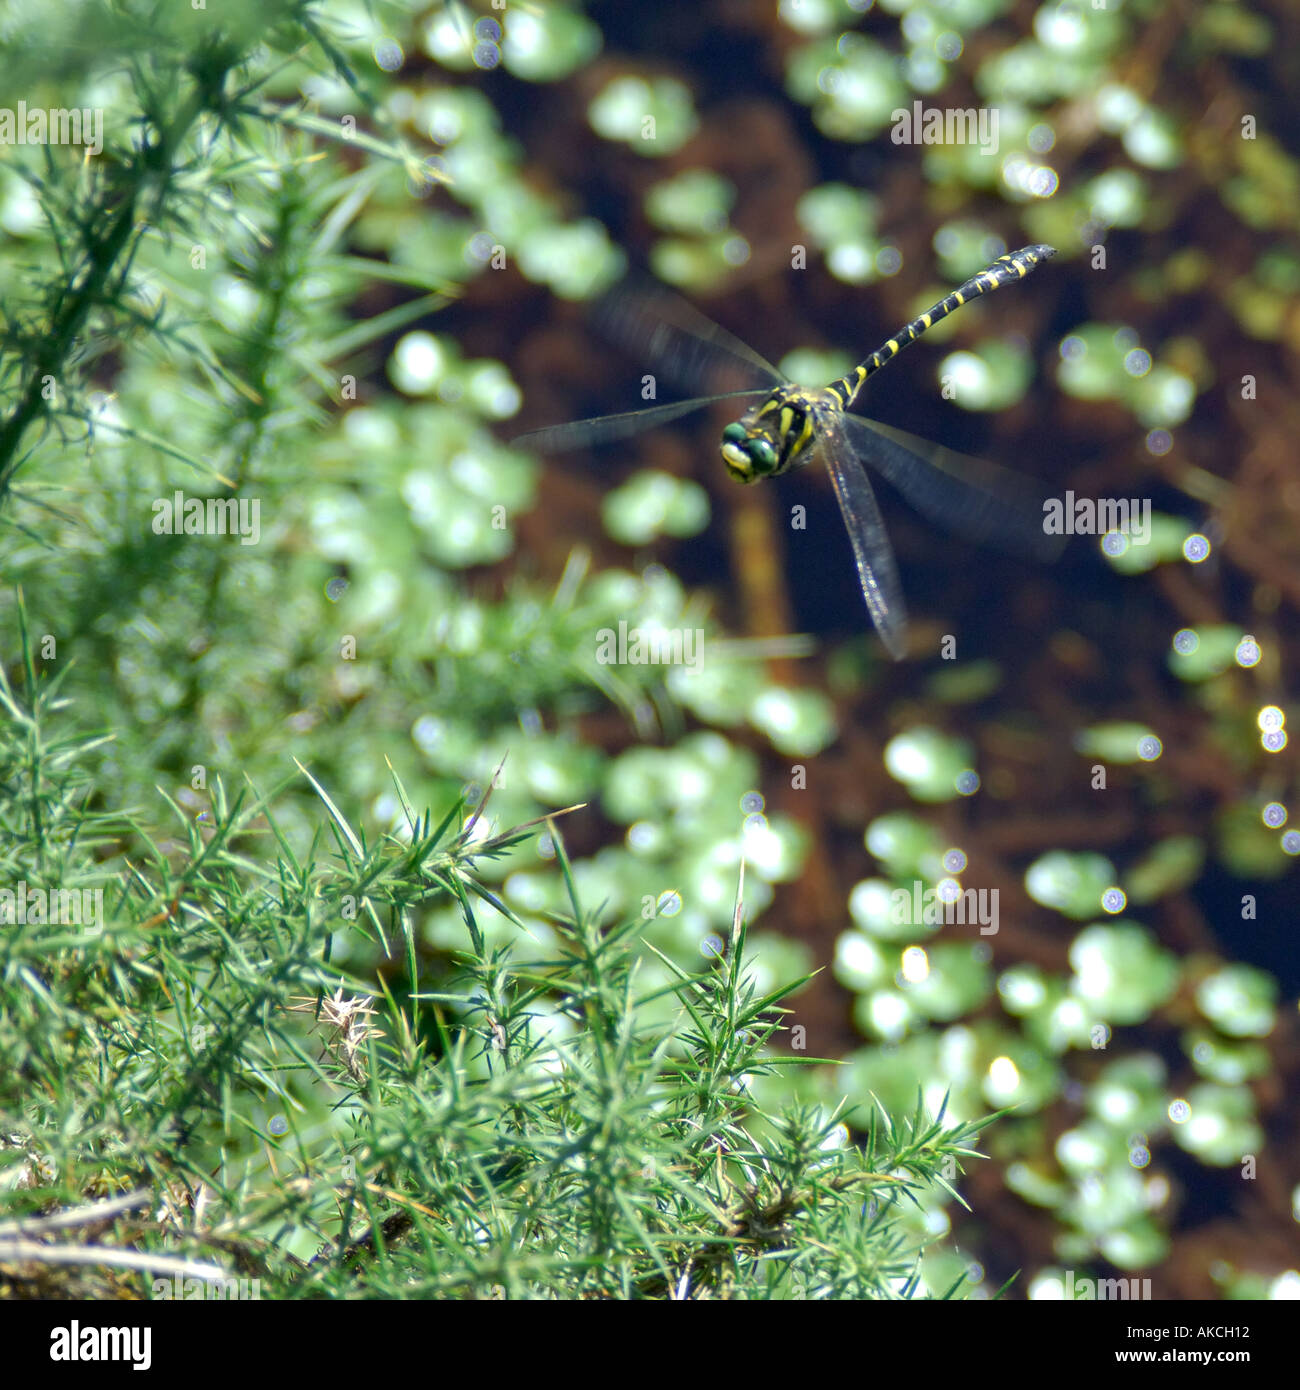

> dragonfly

[{"left": 512, "top": 245, "right": 1061, "bottom": 659}]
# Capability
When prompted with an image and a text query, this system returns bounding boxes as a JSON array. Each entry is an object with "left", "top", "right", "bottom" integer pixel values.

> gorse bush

[{"left": 0, "top": 627, "right": 989, "bottom": 1298}]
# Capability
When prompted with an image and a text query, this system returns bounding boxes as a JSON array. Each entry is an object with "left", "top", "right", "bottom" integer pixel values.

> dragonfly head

[{"left": 720, "top": 421, "right": 781, "bottom": 484}]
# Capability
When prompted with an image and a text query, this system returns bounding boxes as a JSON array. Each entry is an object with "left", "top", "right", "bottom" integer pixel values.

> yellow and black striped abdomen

[{"left": 828, "top": 244, "right": 1056, "bottom": 408}]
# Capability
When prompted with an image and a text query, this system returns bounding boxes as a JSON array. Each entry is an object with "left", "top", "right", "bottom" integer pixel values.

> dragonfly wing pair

[
  {"left": 838, "top": 414, "right": 1062, "bottom": 563},
  {"left": 590, "top": 282, "right": 785, "bottom": 398},
  {"left": 812, "top": 409, "right": 909, "bottom": 659},
  {"left": 510, "top": 391, "right": 768, "bottom": 455}
]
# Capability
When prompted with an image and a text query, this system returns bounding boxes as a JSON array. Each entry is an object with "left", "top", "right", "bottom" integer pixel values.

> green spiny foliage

[{"left": 0, "top": 634, "right": 990, "bottom": 1299}]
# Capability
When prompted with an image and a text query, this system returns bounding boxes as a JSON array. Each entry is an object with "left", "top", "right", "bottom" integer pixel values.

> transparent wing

[
  {"left": 812, "top": 411, "right": 909, "bottom": 660},
  {"left": 839, "top": 414, "right": 1063, "bottom": 562},
  {"left": 592, "top": 281, "right": 785, "bottom": 398},
  {"left": 511, "top": 390, "right": 768, "bottom": 453}
]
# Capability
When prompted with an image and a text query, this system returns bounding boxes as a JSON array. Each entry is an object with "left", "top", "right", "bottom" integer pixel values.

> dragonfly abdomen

[{"left": 829, "top": 243, "right": 1057, "bottom": 408}]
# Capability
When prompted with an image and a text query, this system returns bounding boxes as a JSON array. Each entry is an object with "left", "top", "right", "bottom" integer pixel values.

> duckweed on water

[
  {"left": 601, "top": 470, "right": 711, "bottom": 544},
  {"left": 1194, "top": 964, "right": 1278, "bottom": 1038},
  {"left": 1024, "top": 850, "right": 1118, "bottom": 920},
  {"left": 1068, "top": 922, "right": 1180, "bottom": 1025},
  {"left": 883, "top": 727, "right": 976, "bottom": 802}
]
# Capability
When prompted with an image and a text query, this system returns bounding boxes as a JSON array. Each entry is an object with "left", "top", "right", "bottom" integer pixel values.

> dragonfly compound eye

[
  {"left": 721, "top": 431, "right": 780, "bottom": 482},
  {"left": 721, "top": 431, "right": 759, "bottom": 482},
  {"left": 750, "top": 438, "right": 779, "bottom": 473}
]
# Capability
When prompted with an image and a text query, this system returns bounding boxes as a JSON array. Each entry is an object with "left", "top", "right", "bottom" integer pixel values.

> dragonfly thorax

[{"left": 719, "top": 385, "right": 837, "bottom": 484}]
